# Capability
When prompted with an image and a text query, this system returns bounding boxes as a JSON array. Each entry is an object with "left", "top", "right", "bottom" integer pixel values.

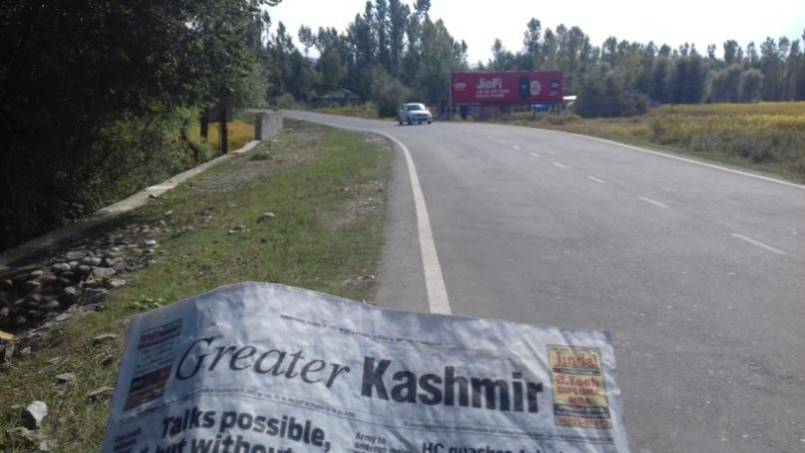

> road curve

[{"left": 285, "top": 110, "right": 805, "bottom": 453}]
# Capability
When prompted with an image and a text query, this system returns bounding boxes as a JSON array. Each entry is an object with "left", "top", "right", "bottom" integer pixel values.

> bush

[
  {"left": 543, "top": 115, "right": 580, "bottom": 126},
  {"left": 277, "top": 93, "right": 301, "bottom": 109},
  {"left": 0, "top": 108, "right": 209, "bottom": 250},
  {"left": 369, "top": 67, "right": 411, "bottom": 117},
  {"left": 622, "top": 92, "right": 650, "bottom": 117},
  {"left": 315, "top": 103, "right": 380, "bottom": 119}
]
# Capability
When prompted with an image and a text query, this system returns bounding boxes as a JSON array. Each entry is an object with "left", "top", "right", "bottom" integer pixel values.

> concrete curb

[{"left": 0, "top": 140, "right": 262, "bottom": 270}]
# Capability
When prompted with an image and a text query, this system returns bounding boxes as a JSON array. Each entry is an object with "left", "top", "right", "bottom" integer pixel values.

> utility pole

[
  {"left": 200, "top": 109, "right": 209, "bottom": 140},
  {"left": 219, "top": 87, "right": 234, "bottom": 155},
  {"left": 219, "top": 105, "right": 228, "bottom": 154}
]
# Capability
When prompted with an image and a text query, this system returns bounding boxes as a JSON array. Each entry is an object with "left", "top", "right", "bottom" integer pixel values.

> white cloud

[{"left": 269, "top": 0, "right": 805, "bottom": 62}]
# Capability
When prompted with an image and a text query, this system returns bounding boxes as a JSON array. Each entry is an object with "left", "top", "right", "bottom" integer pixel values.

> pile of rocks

[{"left": 0, "top": 217, "right": 171, "bottom": 339}]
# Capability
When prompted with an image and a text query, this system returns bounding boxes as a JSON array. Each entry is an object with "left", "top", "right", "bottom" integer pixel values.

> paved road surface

[{"left": 285, "top": 111, "right": 805, "bottom": 453}]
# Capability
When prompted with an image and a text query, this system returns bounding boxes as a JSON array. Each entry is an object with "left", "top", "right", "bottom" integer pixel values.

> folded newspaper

[{"left": 102, "top": 283, "right": 629, "bottom": 453}]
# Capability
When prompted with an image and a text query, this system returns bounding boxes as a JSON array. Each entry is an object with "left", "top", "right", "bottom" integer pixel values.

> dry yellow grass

[
  {"left": 520, "top": 102, "right": 805, "bottom": 181},
  {"left": 654, "top": 102, "right": 805, "bottom": 116},
  {"left": 187, "top": 120, "right": 255, "bottom": 152},
  {"left": 315, "top": 103, "right": 380, "bottom": 119}
]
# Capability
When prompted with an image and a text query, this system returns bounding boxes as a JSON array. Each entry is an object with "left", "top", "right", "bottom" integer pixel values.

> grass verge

[
  {"left": 487, "top": 102, "right": 805, "bottom": 183},
  {"left": 0, "top": 119, "right": 393, "bottom": 451}
]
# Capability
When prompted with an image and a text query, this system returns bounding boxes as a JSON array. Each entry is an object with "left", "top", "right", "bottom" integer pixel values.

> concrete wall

[{"left": 255, "top": 111, "right": 283, "bottom": 140}]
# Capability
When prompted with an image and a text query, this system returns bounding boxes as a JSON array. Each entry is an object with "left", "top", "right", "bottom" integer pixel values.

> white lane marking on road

[
  {"left": 730, "top": 233, "right": 787, "bottom": 255},
  {"left": 587, "top": 176, "right": 607, "bottom": 184},
  {"left": 284, "top": 112, "right": 451, "bottom": 314},
  {"left": 553, "top": 162, "right": 568, "bottom": 169},
  {"left": 639, "top": 196, "right": 669, "bottom": 209},
  {"left": 512, "top": 145, "right": 521, "bottom": 150},
  {"left": 530, "top": 152, "right": 541, "bottom": 158},
  {"left": 547, "top": 130, "right": 805, "bottom": 190},
  {"left": 380, "top": 134, "right": 452, "bottom": 314}
]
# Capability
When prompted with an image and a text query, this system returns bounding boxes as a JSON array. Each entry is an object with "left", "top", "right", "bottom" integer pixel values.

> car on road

[{"left": 398, "top": 103, "right": 432, "bottom": 125}]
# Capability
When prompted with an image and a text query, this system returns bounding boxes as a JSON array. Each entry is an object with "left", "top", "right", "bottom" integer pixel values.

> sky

[{"left": 267, "top": 0, "right": 805, "bottom": 63}]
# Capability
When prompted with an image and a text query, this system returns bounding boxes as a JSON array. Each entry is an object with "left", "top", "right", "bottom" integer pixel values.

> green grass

[
  {"left": 491, "top": 102, "right": 805, "bottom": 183},
  {"left": 0, "top": 120, "right": 393, "bottom": 451},
  {"left": 315, "top": 102, "right": 380, "bottom": 119}
]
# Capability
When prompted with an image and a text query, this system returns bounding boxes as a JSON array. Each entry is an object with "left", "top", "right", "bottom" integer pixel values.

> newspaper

[{"left": 102, "top": 283, "right": 629, "bottom": 453}]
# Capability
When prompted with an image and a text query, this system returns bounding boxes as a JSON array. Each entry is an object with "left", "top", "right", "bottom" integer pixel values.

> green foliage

[
  {"left": 370, "top": 67, "right": 411, "bottom": 116},
  {"left": 265, "top": 1, "right": 466, "bottom": 109},
  {"left": 0, "top": 107, "right": 212, "bottom": 250},
  {"left": 0, "top": 0, "right": 278, "bottom": 249},
  {"left": 316, "top": 103, "right": 380, "bottom": 119},
  {"left": 575, "top": 67, "right": 648, "bottom": 118},
  {"left": 739, "top": 69, "right": 764, "bottom": 102},
  {"left": 265, "top": 4, "right": 804, "bottom": 120},
  {"left": 277, "top": 93, "right": 301, "bottom": 109},
  {"left": 709, "top": 65, "right": 744, "bottom": 102}
]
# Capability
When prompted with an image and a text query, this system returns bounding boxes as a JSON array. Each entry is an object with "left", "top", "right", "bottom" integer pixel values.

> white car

[{"left": 398, "top": 103, "right": 432, "bottom": 125}]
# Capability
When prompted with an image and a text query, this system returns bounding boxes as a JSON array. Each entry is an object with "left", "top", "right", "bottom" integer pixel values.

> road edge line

[
  {"left": 376, "top": 131, "right": 452, "bottom": 315},
  {"left": 283, "top": 112, "right": 451, "bottom": 315},
  {"left": 540, "top": 129, "right": 805, "bottom": 190}
]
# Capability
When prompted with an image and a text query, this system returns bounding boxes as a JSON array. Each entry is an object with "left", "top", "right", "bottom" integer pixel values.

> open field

[
  {"left": 513, "top": 102, "right": 805, "bottom": 182},
  {"left": 0, "top": 120, "right": 393, "bottom": 451}
]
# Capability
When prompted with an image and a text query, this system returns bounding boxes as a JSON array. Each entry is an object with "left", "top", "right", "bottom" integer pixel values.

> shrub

[
  {"left": 543, "top": 115, "right": 580, "bottom": 126},
  {"left": 369, "top": 67, "right": 411, "bottom": 117},
  {"left": 0, "top": 108, "right": 209, "bottom": 250},
  {"left": 277, "top": 93, "right": 300, "bottom": 109},
  {"left": 315, "top": 103, "right": 380, "bottom": 119}
]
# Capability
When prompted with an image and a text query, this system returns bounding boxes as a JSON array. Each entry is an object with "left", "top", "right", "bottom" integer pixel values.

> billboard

[{"left": 451, "top": 71, "right": 564, "bottom": 106}]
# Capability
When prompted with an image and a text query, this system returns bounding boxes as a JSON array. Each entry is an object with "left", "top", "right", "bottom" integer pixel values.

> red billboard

[{"left": 451, "top": 71, "right": 564, "bottom": 106}]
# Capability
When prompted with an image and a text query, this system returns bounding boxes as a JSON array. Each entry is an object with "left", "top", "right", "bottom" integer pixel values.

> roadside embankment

[{"left": 0, "top": 120, "right": 393, "bottom": 451}]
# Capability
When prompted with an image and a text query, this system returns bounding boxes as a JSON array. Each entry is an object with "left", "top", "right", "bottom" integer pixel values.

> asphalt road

[{"left": 285, "top": 111, "right": 805, "bottom": 453}]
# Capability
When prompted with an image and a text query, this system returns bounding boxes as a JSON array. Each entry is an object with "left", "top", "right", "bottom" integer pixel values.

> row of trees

[
  {"left": 262, "top": 0, "right": 468, "bottom": 115},
  {"left": 0, "top": 0, "right": 279, "bottom": 248},
  {"left": 484, "top": 22, "right": 805, "bottom": 116},
  {"left": 259, "top": 2, "right": 805, "bottom": 117}
]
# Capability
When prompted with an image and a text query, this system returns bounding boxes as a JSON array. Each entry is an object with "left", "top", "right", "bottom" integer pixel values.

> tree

[
  {"left": 650, "top": 56, "right": 672, "bottom": 102},
  {"left": 723, "top": 40, "right": 740, "bottom": 66},
  {"left": 298, "top": 25, "right": 315, "bottom": 55},
  {"left": 783, "top": 39, "right": 801, "bottom": 100},
  {"left": 523, "top": 18, "right": 542, "bottom": 68},
  {"left": 346, "top": 4, "right": 376, "bottom": 96},
  {"left": 374, "top": 0, "right": 390, "bottom": 71},
  {"left": 489, "top": 39, "right": 516, "bottom": 70},
  {"left": 314, "top": 27, "right": 348, "bottom": 92},
  {"left": 685, "top": 51, "right": 706, "bottom": 103},
  {"left": 0, "top": 0, "right": 280, "bottom": 248},
  {"left": 369, "top": 66, "right": 410, "bottom": 116},
  {"left": 739, "top": 69, "right": 764, "bottom": 102},
  {"left": 388, "top": 0, "right": 408, "bottom": 76},
  {"left": 709, "top": 65, "right": 742, "bottom": 102},
  {"left": 416, "top": 19, "right": 463, "bottom": 103},
  {"left": 760, "top": 37, "right": 783, "bottom": 100},
  {"left": 798, "top": 30, "right": 805, "bottom": 100},
  {"left": 541, "top": 28, "right": 558, "bottom": 69}
]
